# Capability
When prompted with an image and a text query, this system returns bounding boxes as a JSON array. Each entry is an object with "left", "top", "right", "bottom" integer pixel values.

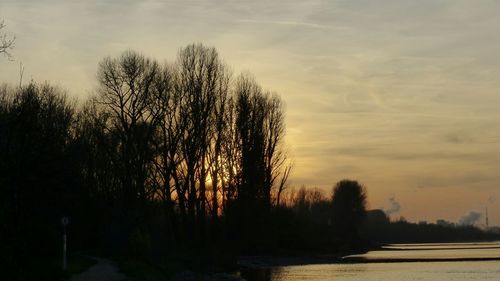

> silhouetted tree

[
  {"left": 331, "top": 179, "right": 367, "bottom": 244},
  {"left": 97, "top": 51, "right": 162, "bottom": 209},
  {"left": 229, "top": 73, "right": 289, "bottom": 250},
  {"left": 234, "top": 74, "right": 266, "bottom": 207},
  {"left": 276, "top": 164, "right": 292, "bottom": 206},
  {"left": 175, "top": 43, "right": 229, "bottom": 241},
  {"left": 76, "top": 99, "right": 118, "bottom": 201},
  {"left": 149, "top": 63, "right": 182, "bottom": 241},
  {"left": 0, "top": 82, "right": 77, "bottom": 279},
  {"left": 219, "top": 96, "right": 240, "bottom": 207},
  {"left": 206, "top": 61, "right": 231, "bottom": 239},
  {"left": 235, "top": 74, "right": 289, "bottom": 208}
]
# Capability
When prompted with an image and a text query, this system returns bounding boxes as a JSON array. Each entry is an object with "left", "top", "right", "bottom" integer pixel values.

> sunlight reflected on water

[{"left": 242, "top": 242, "right": 500, "bottom": 280}]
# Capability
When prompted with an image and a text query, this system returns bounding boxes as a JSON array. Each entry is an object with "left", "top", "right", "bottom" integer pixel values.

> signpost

[{"left": 61, "top": 216, "right": 69, "bottom": 271}]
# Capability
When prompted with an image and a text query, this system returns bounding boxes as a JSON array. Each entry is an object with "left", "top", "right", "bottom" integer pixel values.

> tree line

[
  {"left": 2, "top": 44, "right": 291, "bottom": 237},
  {"left": 90, "top": 45, "right": 292, "bottom": 246},
  {"left": 0, "top": 43, "right": 349, "bottom": 277},
  {"left": 1, "top": 43, "right": 373, "bottom": 280},
  {"left": 360, "top": 209, "right": 500, "bottom": 244}
]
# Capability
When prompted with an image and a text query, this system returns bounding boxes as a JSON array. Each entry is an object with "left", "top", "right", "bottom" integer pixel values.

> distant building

[
  {"left": 488, "top": 226, "right": 500, "bottom": 234},
  {"left": 365, "top": 209, "right": 390, "bottom": 225},
  {"left": 436, "top": 219, "right": 455, "bottom": 227}
]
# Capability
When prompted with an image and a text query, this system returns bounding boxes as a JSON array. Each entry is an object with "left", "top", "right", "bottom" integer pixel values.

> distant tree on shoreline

[{"left": 331, "top": 180, "right": 367, "bottom": 243}]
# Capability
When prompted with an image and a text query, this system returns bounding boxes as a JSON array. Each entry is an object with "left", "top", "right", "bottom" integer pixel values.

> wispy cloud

[{"left": 237, "top": 19, "right": 347, "bottom": 31}]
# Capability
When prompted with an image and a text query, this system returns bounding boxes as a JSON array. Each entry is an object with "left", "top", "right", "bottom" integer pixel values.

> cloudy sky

[{"left": 1, "top": 0, "right": 500, "bottom": 225}]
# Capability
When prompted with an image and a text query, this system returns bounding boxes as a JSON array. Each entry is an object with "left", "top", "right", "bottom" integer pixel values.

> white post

[
  {"left": 63, "top": 225, "right": 67, "bottom": 271},
  {"left": 61, "top": 216, "right": 69, "bottom": 271}
]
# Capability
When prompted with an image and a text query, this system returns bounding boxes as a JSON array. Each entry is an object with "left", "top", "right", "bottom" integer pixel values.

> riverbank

[
  {"left": 237, "top": 246, "right": 374, "bottom": 268},
  {"left": 237, "top": 241, "right": 500, "bottom": 280}
]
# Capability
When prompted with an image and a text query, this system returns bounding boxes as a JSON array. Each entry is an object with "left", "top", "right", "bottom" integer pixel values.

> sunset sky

[{"left": 1, "top": 0, "right": 500, "bottom": 225}]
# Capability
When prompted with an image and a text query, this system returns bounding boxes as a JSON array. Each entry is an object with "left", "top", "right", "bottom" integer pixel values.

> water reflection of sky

[
  {"left": 384, "top": 241, "right": 500, "bottom": 249},
  {"left": 242, "top": 242, "right": 500, "bottom": 280},
  {"left": 348, "top": 241, "right": 500, "bottom": 260},
  {"left": 352, "top": 248, "right": 500, "bottom": 259},
  {"left": 264, "top": 262, "right": 500, "bottom": 281}
]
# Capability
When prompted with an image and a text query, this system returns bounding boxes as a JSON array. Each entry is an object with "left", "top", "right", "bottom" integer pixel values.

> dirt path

[{"left": 71, "top": 257, "right": 126, "bottom": 281}]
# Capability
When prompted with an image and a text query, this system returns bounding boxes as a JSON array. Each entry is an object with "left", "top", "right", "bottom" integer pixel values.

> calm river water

[{"left": 240, "top": 242, "right": 500, "bottom": 280}]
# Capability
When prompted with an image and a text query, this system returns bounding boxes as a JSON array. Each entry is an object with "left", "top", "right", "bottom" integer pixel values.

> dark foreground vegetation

[{"left": 1, "top": 44, "right": 498, "bottom": 280}]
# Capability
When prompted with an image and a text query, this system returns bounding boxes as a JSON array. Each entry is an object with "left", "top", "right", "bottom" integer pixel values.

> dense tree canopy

[{"left": 331, "top": 179, "right": 367, "bottom": 242}]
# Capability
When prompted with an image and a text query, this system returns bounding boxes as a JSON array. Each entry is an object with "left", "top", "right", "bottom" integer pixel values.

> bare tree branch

[{"left": 0, "top": 20, "right": 15, "bottom": 59}]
